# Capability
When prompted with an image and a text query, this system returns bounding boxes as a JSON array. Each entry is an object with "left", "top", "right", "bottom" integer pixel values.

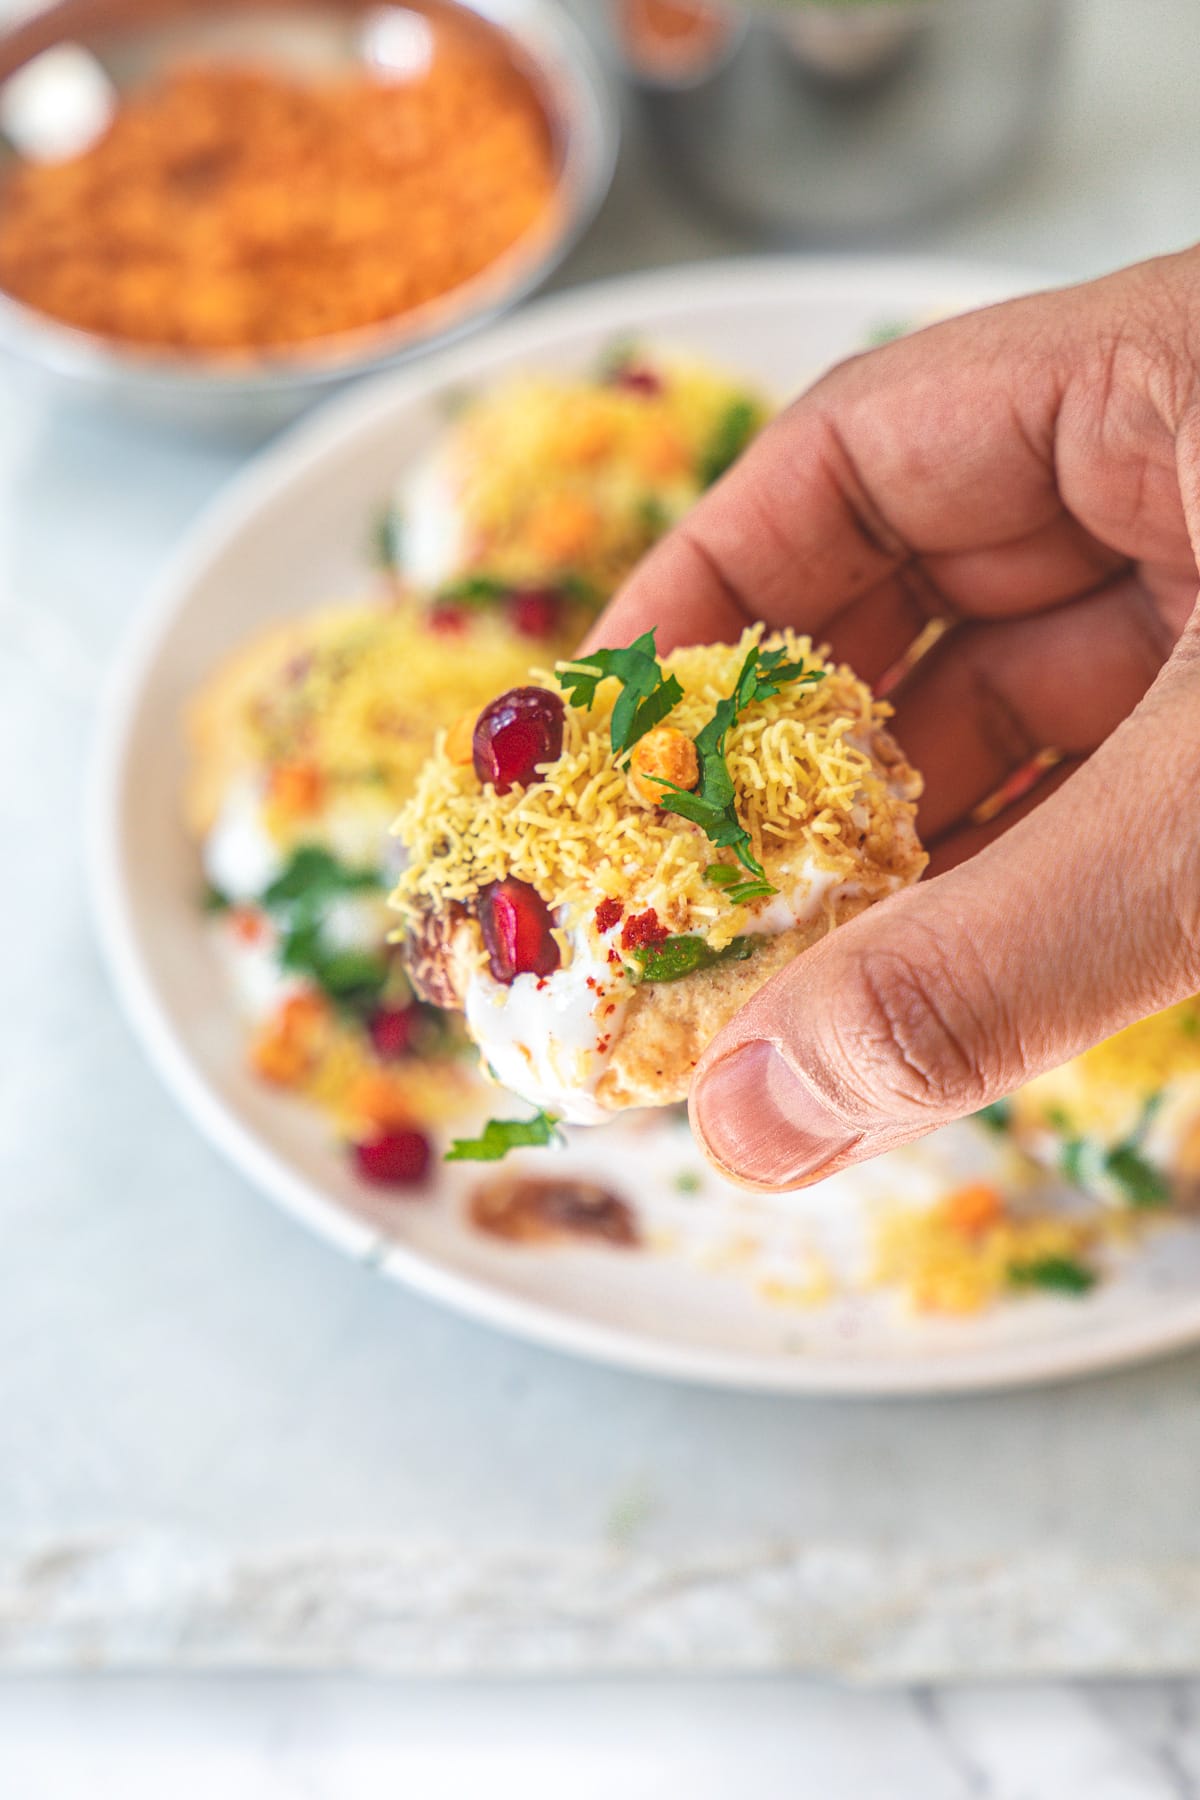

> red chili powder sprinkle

[
  {"left": 594, "top": 898, "right": 624, "bottom": 934},
  {"left": 621, "top": 908, "right": 668, "bottom": 951}
]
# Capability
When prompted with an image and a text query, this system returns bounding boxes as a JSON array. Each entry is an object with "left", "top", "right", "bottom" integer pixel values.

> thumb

[{"left": 689, "top": 632, "right": 1200, "bottom": 1191}]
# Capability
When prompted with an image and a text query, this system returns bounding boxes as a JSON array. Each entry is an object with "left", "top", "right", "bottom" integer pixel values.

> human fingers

[{"left": 688, "top": 623, "right": 1200, "bottom": 1191}]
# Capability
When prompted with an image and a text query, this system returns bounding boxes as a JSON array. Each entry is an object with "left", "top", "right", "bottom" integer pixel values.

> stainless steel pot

[{"left": 609, "top": 0, "right": 1066, "bottom": 241}]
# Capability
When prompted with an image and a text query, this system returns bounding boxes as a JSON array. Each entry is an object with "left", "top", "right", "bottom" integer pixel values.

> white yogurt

[
  {"left": 739, "top": 859, "right": 860, "bottom": 936},
  {"left": 396, "top": 446, "right": 466, "bottom": 589},
  {"left": 213, "top": 918, "right": 305, "bottom": 1024},
  {"left": 203, "top": 778, "right": 283, "bottom": 903},
  {"left": 465, "top": 934, "right": 631, "bottom": 1126}
]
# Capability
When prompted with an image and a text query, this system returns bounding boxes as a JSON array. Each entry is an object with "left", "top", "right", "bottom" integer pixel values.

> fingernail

[{"left": 693, "top": 1040, "right": 860, "bottom": 1189}]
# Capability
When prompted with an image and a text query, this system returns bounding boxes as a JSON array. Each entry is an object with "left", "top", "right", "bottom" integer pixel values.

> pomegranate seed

[
  {"left": 611, "top": 364, "right": 662, "bottom": 397},
  {"left": 472, "top": 686, "right": 565, "bottom": 793},
  {"left": 480, "top": 877, "right": 561, "bottom": 983},
  {"left": 369, "top": 1005, "right": 415, "bottom": 1061},
  {"left": 506, "top": 588, "right": 562, "bottom": 638},
  {"left": 429, "top": 603, "right": 469, "bottom": 635},
  {"left": 354, "top": 1128, "right": 432, "bottom": 1186}
]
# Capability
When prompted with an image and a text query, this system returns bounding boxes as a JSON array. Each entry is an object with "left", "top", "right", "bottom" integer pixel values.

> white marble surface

[
  {"left": 8, "top": 1677, "right": 1200, "bottom": 1798},
  {"left": 8, "top": 0, "right": 1200, "bottom": 1781}
]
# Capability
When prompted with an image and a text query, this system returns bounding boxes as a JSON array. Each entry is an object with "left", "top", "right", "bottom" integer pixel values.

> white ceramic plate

[{"left": 90, "top": 257, "right": 1200, "bottom": 1393}]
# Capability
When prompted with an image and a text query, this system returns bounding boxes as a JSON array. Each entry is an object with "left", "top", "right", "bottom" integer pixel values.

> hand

[{"left": 587, "top": 250, "right": 1200, "bottom": 1190}]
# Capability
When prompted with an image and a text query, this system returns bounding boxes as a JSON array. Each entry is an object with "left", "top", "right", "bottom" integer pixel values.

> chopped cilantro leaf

[
  {"left": 202, "top": 882, "right": 231, "bottom": 915},
  {"left": 558, "top": 629, "right": 684, "bottom": 756},
  {"left": 434, "top": 573, "right": 511, "bottom": 606},
  {"left": 446, "top": 1109, "right": 564, "bottom": 1162},
  {"left": 1104, "top": 1143, "right": 1169, "bottom": 1209},
  {"left": 262, "top": 847, "right": 387, "bottom": 1014},
  {"left": 279, "top": 918, "right": 387, "bottom": 1012},
  {"left": 313, "top": 948, "right": 390, "bottom": 1005},
  {"left": 658, "top": 643, "right": 824, "bottom": 880},
  {"left": 638, "top": 493, "right": 671, "bottom": 536},
  {"left": 699, "top": 398, "right": 760, "bottom": 486},
  {"left": 703, "top": 863, "right": 776, "bottom": 905},
  {"left": 865, "top": 318, "right": 911, "bottom": 348},
  {"left": 974, "top": 1099, "right": 1013, "bottom": 1134},
  {"left": 262, "top": 846, "right": 383, "bottom": 910},
  {"left": 674, "top": 1171, "right": 703, "bottom": 1194},
  {"left": 559, "top": 573, "right": 601, "bottom": 608},
  {"left": 1008, "top": 1255, "right": 1097, "bottom": 1297},
  {"left": 626, "top": 933, "right": 756, "bottom": 984},
  {"left": 1060, "top": 1137, "right": 1087, "bottom": 1187}
]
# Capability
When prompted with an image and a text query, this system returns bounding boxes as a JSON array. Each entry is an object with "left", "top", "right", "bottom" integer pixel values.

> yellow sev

[
  {"left": 435, "top": 362, "right": 769, "bottom": 594},
  {"left": 1011, "top": 997, "right": 1200, "bottom": 1145},
  {"left": 391, "top": 626, "right": 923, "bottom": 950},
  {"left": 186, "top": 600, "right": 581, "bottom": 849}
]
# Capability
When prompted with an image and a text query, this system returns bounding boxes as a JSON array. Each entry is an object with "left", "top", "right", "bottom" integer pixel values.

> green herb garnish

[
  {"left": 263, "top": 846, "right": 382, "bottom": 910},
  {"left": 1102, "top": 1095, "right": 1167, "bottom": 1209},
  {"left": 656, "top": 643, "right": 824, "bottom": 881},
  {"left": 446, "top": 1109, "right": 564, "bottom": 1162},
  {"left": 703, "top": 863, "right": 777, "bottom": 905},
  {"left": 1104, "top": 1143, "right": 1169, "bottom": 1209},
  {"left": 1060, "top": 1137, "right": 1087, "bottom": 1188},
  {"left": 262, "top": 847, "right": 387, "bottom": 1014},
  {"left": 434, "top": 573, "right": 510, "bottom": 606},
  {"left": 1008, "top": 1255, "right": 1097, "bottom": 1297},
  {"left": 699, "top": 398, "right": 760, "bottom": 486},
  {"left": 626, "top": 933, "right": 757, "bottom": 985},
  {"left": 202, "top": 882, "right": 231, "bottom": 915},
  {"left": 974, "top": 1099, "right": 1013, "bottom": 1135},
  {"left": 638, "top": 493, "right": 671, "bottom": 536},
  {"left": 558, "top": 629, "right": 684, "bottom": 757},
  {"left": 865, "top": 318, "right": 911, "bottom": 348},
  {"left": 278, "top": 920, "right": 388, "bottom": 1012},
  {"left": 1057, "top": 1103, "right": 1170, "bottom": 1210}
]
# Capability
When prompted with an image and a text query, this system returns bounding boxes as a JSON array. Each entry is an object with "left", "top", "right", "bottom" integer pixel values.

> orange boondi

[{"left": 0, "top": 35, "right": 557, "bottom": 355}]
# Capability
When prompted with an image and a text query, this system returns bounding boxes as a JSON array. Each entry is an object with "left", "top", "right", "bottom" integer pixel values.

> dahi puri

[
  {"left": 999, "top": 997, "right": 1200, "bottom": 1209},
  {"left": 391, "top": 627, "right": 926, "bottom": 1122}
]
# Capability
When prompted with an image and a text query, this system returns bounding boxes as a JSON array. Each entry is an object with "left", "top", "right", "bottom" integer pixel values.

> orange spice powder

[{"left": 0, "top": 30, "right": 557, "bottom": 356}]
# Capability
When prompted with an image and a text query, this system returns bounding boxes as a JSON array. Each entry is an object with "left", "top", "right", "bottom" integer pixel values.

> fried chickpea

[
  {"left": 445, "top": 711, "right": 479, "bottom": 766},
  {"left": 628, "top": 726, "right": 699, "bottom": 807}
]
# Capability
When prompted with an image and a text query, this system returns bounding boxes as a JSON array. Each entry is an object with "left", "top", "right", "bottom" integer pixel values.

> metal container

[
  {"left": 611, "top": 0, "right": 1065, "bottom": 241},
  {"left": 0, "top": 0, "right": 617, "bottom": 434}
]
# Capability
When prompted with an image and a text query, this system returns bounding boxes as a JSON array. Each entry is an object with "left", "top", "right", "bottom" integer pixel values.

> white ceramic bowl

[{"left": 89, "top": 256, "right": 1200, "bottom": 1392}]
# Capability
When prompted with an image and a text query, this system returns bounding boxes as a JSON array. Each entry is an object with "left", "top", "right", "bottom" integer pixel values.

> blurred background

[{"left": 7, "top": 1, "right": 1200, "bottom": 1793}]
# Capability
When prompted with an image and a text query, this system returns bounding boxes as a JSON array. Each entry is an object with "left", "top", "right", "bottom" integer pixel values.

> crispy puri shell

[
  {"left": 594, "top": 897, "right": 877, "bottom": 1109},
  {"left": 407, "top": 890, "right": 886, "bottom": 1112}
]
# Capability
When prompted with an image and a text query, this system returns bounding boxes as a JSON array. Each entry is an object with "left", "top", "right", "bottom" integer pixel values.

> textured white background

[{"left": 7, "top": 0, "right": 1200, "bottom": 1789}]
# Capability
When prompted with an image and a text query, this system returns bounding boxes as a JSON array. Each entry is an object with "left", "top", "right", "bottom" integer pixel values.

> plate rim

[{"left": 88, "top": 251, "right": 1200, "bottom": 1395}]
